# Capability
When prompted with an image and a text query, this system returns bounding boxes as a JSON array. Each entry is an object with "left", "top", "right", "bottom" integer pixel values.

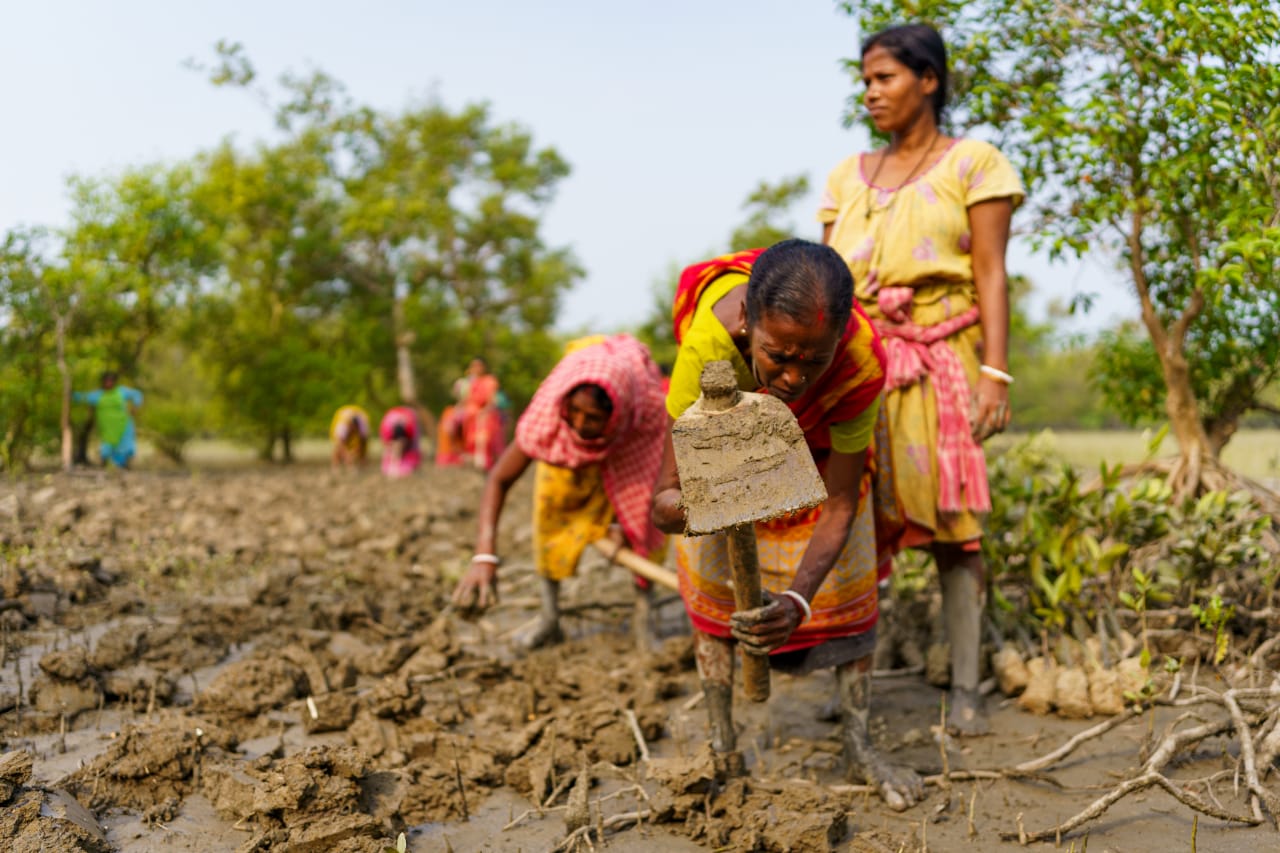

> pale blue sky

[{"left": 2, "top": 0, "right": 1130, "bottom": 332}]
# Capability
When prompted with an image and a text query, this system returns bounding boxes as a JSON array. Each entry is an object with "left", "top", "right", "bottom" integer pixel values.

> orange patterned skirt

[{"left": 676, "top": 493, "right": 879, "bottom": 655}]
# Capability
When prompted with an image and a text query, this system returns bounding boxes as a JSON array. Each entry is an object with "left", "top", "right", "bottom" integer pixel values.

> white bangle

[
  {"left": 979, "top": 364, "right": 1015, "bottom": 385},
  {"left": 471, "top": 553, "right": 501, "bottom": 565},
  {"left": 778, "top": 589, "right": 812, "bottom": 624}
]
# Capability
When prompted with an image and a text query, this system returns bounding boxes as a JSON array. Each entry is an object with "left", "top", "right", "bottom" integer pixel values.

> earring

[{"left": 739, "top": 327, "right": 747, "bottom": 335}]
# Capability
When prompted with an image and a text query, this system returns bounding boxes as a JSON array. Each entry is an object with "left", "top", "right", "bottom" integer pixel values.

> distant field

[
  {"left": 28, "top": 429, "right": 1280, "bottom": 485},
  {"left": 988, "top": 428, "right": 1280, "bottom": 483}
]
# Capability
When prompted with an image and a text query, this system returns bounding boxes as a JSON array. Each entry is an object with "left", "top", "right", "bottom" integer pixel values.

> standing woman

[{"left": 819, "top": 23, "right": 1024, "bottom": 734}]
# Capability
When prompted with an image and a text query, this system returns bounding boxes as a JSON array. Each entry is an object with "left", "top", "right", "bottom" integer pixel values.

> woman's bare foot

[
  {"left": 841, "top": 713, "right": 924, "bottom": 811},
  {"left": 836, "top": 657, "right": 924, "bottom": 810}
]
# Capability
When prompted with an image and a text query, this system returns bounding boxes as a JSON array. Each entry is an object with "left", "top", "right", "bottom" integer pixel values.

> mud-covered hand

[
  {"left": 730, "top": 592, "right": 803, "bottom": 654},
  {"left": 971, "top": 375, "right": 1010, "bottom": 442},
  {"left": 451, "top": 559, "right": 499, "bottom": 611}
]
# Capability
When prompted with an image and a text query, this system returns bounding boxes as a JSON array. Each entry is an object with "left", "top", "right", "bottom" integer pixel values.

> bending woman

[
  {"left": 452, "top": 335, "right": 668, "bottom": 650},
  {"left": 330, "top": 405, "right": 370, "bottom": 469},
  {"left": 651, "top": 239, "right": 922, "bottom": 810},
  {"left": 819, "top": 22, "right": 1024, "bottom": 734},
  {"left": 380, "top": 406, "right": 423, "bottom": 478}
]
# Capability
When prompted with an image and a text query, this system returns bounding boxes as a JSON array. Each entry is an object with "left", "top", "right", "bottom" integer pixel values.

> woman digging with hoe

[
  {"left": 451, "top": 334, "right": 669, "bottom": 651},
  {"left": 819, "top": 22, "right": 1024, "bottom": 735},
  {"left": 651, "top": 239, "right": 923, "bottom": 811}
]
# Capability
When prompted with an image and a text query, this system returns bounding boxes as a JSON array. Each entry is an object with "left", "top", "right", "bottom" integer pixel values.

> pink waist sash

[{"left": 872, "top": 286, "right": 990, "bottom": 513}]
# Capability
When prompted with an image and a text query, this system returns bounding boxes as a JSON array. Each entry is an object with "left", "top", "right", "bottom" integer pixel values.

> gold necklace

[{"left": 864, "top": 133, "right": 940, "bottom": 220}]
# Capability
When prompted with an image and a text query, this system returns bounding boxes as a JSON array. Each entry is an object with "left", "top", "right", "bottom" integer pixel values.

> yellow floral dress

[{"left": 819, "top": 138, "right": 1024, "bottom": 545}]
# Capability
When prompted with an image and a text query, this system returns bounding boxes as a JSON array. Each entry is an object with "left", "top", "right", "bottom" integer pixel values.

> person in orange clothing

[{"left": 436, "top": 358, "right": 507, "bottom": 471}]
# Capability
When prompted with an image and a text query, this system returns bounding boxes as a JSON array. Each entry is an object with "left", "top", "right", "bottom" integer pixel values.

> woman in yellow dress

[
  {"left": 819, "top": 22, "right": 1024, "bottom": 735},
  {"left": 329, "top": 405, "right": 370, "bottom": 469}
]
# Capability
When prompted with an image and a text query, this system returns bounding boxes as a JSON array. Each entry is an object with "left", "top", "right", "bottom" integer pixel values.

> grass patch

[{"left": 989, "top": 428, "right": 1280, "bottom": 483}]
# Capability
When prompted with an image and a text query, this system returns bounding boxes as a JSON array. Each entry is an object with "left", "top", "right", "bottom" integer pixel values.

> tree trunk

[
  {"left": 1157, "top": 344, "right": 1214, "bottom": 496},
  {"left": 392, "top": 297, "right": 438, "bottom": 446},
  {"left": 281, "top": 426, "right": 293, "bottom": 464},
  {"left": 55, "top": 315, "right": 73, "bottom": 472},
  {"left": 393, "top": 298, "right": 418, "bottom": 406}
]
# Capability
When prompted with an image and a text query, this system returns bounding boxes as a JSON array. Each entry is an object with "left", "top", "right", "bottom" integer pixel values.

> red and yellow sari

[{"left": 670, "top": 251, "right": 902, "bottom": 656}]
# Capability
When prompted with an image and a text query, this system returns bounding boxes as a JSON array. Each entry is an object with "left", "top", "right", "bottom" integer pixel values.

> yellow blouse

[
  {"left": 666, "top": 273, "right": 879, "bottom": 454},
  {"left": 818, "top": 138, "right": 1024, "bottom": 301}
]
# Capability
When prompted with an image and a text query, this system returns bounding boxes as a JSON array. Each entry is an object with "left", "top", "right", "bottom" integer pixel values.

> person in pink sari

[{"left": 380, "top": 406, "right": 423, "bottom": 478}]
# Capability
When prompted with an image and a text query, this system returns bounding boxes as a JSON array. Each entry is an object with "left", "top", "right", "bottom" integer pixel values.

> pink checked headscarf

[{"left": 515, "top": 335, "right": 667, "bottom": 558}]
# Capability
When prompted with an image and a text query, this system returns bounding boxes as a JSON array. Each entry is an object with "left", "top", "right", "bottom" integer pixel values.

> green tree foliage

[
  {"left": 727, "top": 174, "right": 811, "bottom": 252},
  {"left": 0, "top": 231, "right": 62, "bottom": 468},
  {"left": 841, "top": 1, "right": 1280, "bottom": 484},
  {"left": 0, "top": 46, "right": 581, "bottom": 469},
  {"left": 191, "top": 129, "right": 349, "bottom": 461},
  {"left": 195, "top": 50, "right": 581, "bottom": 453}
]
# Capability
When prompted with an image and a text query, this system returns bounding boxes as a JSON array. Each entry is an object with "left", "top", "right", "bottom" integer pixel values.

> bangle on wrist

[
  {"left": 979, "top": 364, "right": 1015, "bottom": 385},
  {"left": 778, "top": 589, "right": 812, "bottom": 624},
  {"left": 471, "top": 553, "right": 500, "bottom": 565}
]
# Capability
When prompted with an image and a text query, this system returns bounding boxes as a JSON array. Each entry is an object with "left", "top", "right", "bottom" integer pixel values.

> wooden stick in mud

[
  {"left": 589, "top": 539, "right": 678, "bottom": 591},
  {"left": 727, "top": 524, "right": 770, "bottom": 702},
  {"left": 623, "top": 708, "right": 650, "bottom": 762}
]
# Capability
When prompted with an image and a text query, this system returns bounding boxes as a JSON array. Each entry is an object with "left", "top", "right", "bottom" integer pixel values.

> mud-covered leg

[
  {"left": 517, "top": 577, "right": 564, "bottom": 649},
  {"left": 837, "top": 657, "right": 923, "bottom": 811},
  {"left": 694, "top": 629, "right": 744, "bottom": 776},
  {"left": 938, "top": 549, "right": 989, "bottom": 736}
]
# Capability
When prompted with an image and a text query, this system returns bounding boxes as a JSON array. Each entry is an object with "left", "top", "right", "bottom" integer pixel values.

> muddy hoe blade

[{"left": 671, "top": 360, "right": 826, "bottom": 701}]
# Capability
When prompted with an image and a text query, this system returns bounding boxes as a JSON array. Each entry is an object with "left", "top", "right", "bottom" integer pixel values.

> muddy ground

[{"left": 0, "top": 464, "right": 1273, "bottom": 851}]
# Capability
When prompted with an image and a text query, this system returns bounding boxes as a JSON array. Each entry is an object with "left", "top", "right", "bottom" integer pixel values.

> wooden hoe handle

[{"left": 727, "top": 523, "right": 770, "bottom": 702}]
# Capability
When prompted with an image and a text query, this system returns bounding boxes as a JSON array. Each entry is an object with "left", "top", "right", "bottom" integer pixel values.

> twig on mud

[
  {"left": 449, "top": 739, "right": 470, "bottom": 821},
  {"left": 408, "top": 657, "right": 504, "bottom": 685},
  {"left": 999, "top": 771, "right": 1261, "bottom": 842},
  {"left": 1011, "top": 706, "right": 1142, "bottom": 775},
  {"left": 1223, "top": 689, "right": 1279, "bottom": 824},
  {"left": 623, "top": 709, "right": 650, "bottom": 763},
  {"left": 936, "top": 700, "right": 952, "bottom": 810},
  {"left": 765, "top": 769, "right": 1006, "bottom": 800},
  {"left": 357, "top": 615, "right": 399, "bottom": 638},
  {"left": 551, "top": 809, "right": 650, "bottom": 853},
  {"left": 505, "top": 785, "right": 649, "bottom": 832},
  {"left": 681, "top": 690, "right": 704, "bottom": 711},
  {"left": 501, "top": 616, "right": 542, "bottom": 641},
  {"left": 1142, "top": 717, "right": 1236, "bottom": 774},
  {"left": 1249, "top": 635, "right": 1280, "bottom": 670},
  {"left": 872, "top": 665, "right": 925, "bottom": 679},
  {"left": 922, "top": 770, "right": 1007, "bottom": 787}
]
